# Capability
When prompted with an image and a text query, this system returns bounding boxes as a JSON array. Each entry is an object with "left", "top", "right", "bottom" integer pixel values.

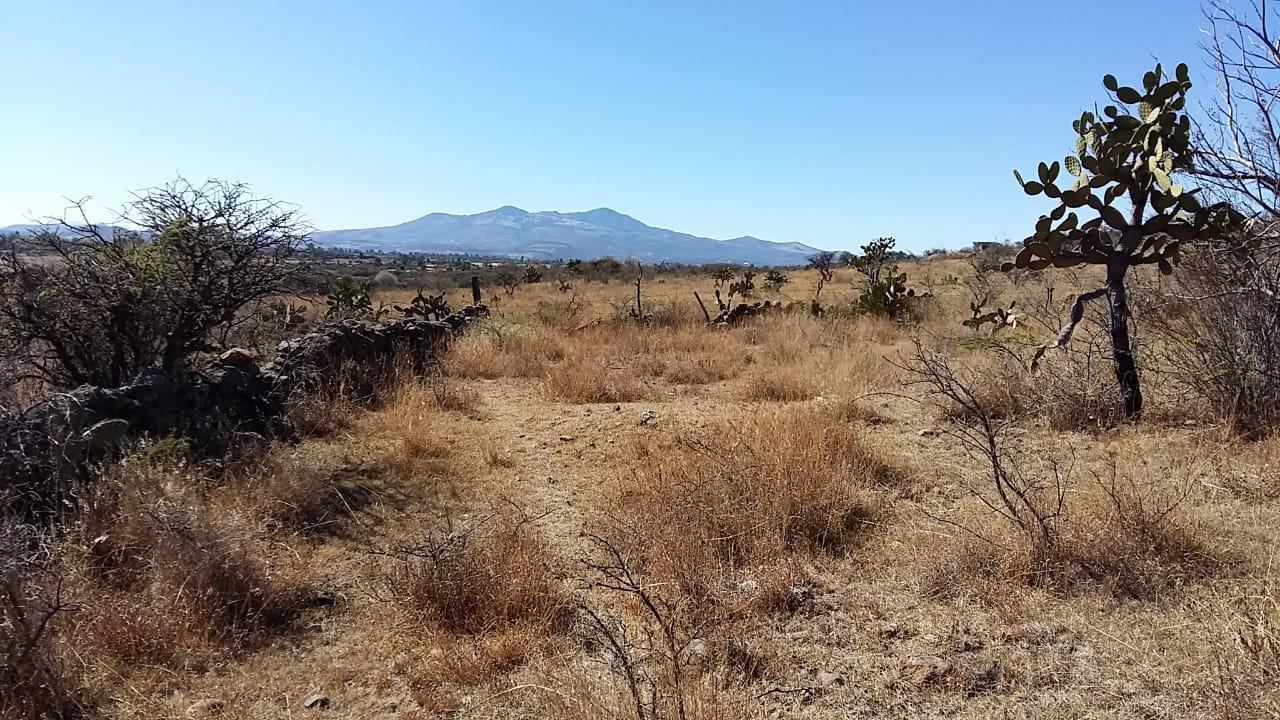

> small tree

[
  {"left": 0, "top": 179, "right": 309, "bottom": 388},
  {"left": 523, "top": 266, "right": 543, "bottom": 284},
  {"left": 1006, "top": 63, "right": 1242, "bottom": 419},
  {"left": 763, "top": 270, "right": 789, "bottom": 292},
  {"left": 710, "top": 266, "right": 736, "bottom": 289},
  {"left": 846, "top": 237, "right": 897, "bottom": 286},
  {"left": 805, "top": 251, "right": 836, "bottom": 303},
  {"left": 496, "top": 271, "right": 521, "bottom": 297}
]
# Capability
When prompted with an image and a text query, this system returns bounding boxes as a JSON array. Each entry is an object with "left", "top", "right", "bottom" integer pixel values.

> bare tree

[
  {"left": 1197, "top": 0, "right": 1280, "bottom": 220},
  {"left": 0, "top": 179, "right": 310, "bottom": 388},
  {"left": 805, "top": 251, "right": 836, "bottom": 304}
]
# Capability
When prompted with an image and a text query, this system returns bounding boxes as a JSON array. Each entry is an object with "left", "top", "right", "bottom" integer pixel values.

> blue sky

[{"left": 1, "top": 1, "right": 1209, "bottom": 252}]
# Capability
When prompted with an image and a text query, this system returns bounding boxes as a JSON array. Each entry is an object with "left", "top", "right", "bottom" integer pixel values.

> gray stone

[
  {"left": 217, "top": 347, "right": 258, "bottom": 369},
  {"left": 303, "top": 693, "right": 330, "bottom": 709},
  {"left": 185, "top": 698, "right": 226, "bottom": 718}
]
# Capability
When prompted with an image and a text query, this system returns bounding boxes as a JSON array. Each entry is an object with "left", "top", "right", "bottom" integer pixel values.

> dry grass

[
  {"left": 445, "top": 323, "right": 567, "bottom": 379},
  {"left": 22, "top": 262, "right": 1280, "bottom": 719},
  {"left": 737, "top": 363, "right": 822, "bottom": 402},
  {"left": 383, "top": 513, "right": 574, "bottom": 711},
  {"left": 919, "top": 454, "right": 1229, "bottom": 604},
  {"left": 52, "top": 454, "right": 315, "bottom": 715},
  {"left": 602, "top": 405, "right": 904, "bottom": 617},
  {"left": 544, "top": 353, "right": 650, "bottom": 403}
]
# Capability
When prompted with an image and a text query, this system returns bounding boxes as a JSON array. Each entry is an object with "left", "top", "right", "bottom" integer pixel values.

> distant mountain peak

[
  {"left": 311, "top": 207, "right": 824, "bottom": 265},
  {"left": 559, "top": 207, "right": 651, "bottom": 232}
]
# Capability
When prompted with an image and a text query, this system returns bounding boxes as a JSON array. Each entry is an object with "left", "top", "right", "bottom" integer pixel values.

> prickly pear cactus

[{"left": 1007, "top": 63, "right": 1240, "bottom": 276}]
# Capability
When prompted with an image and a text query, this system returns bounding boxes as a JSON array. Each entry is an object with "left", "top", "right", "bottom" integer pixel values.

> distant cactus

[
  {"left": 325, "top": 276, "right": 376, "bottom": 319},
  {"left": 856, "top": 267, "right": 927, "bottom": 320},
  {"left": 728, "top": 270, "right": 756, "bottom": 299},
  {"left": 763, "top": 270, "right": 790, "bottom": 292},
  {"left": 395, "top": 287, "right": 453, "bottom": 321},
  {"left": 523, "top": 266, "right": 543, "bottom": 284},
  {"left": 849, "top": 237, "right": 928, "bottom": 320},
  {"left": 1006, "top": 62, "right": 1245, "bottom": 419}
]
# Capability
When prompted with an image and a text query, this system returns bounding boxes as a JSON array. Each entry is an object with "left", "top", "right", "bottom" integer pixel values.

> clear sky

[{"left": 1, "top": 1, "right": 1210, "bottom": 252}]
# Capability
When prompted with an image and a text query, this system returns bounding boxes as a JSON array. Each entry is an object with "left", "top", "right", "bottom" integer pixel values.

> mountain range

[
  {"left": 310, "top": 207, "right": 822, "bottom": 265},
  {"left": 3, "top": 208, "right": 824, "bottom": 265}
]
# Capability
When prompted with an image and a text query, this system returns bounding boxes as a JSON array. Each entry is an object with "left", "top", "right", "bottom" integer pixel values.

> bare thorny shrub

[
  {"left": 906, "top": 341, "right": 1220, "bottom": 600},
  {"left": 379, "top": 510, "right": 574, "bottom": 713},
  {"left": 1168, "top": 0, "right": 1280, "bottom": 439},
  {"left": 1, "top": 521, "right": 81, "bottom": 720},
  {"left": 569, "top": 536, "right": 771, "bottom": 720}
]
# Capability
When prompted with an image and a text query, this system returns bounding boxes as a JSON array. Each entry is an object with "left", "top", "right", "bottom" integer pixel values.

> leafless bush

[
  {"left": 907, "top": 341, "right": 1222, "bottom": 598},
  {"left": 578, "top": 535, "right": 699, "bottom": 720},
  {"left": 0, "top": 521, "right": 81, "bottom": 720},
  {"left": 1067, "top": 457, "right": 1219, "bottom": 600},
  {"left": 1140, "top": 239, "right": 1280, "bottom": 438},
  {"left": 904, "top": 341, "right": 1068, "bottom": 560}
]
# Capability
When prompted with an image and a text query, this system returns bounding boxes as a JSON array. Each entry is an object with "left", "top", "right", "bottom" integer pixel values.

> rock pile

[{"left": 0, "top": 305, "right": 487, "bottom": 523}]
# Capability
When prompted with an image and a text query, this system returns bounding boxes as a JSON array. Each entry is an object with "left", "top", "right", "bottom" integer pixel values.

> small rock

[
  {"left": 878, "top": 622, "right": 905, "bottom": 639},
  {"left": 900, "top": 654, "right": 954, "bottom": 686},
  {"left": 815, "top": 670, "right": 844, "bottom": 689},
  {"left": 638, "top": 410, "right": 659, "bottom": 426},
  {"left": 303, "top": 693, "right": 330, "bottom": 710},
  {"left": 683, "top": 638, "right": 710, "bottom": 662},
  {"left": 614, "top": 404, "right": 622, "bottom": 411},
  {"left": 185, "top": 698, "right": 226, "bottom": 718},
  {"left": 918, "top": 428, "right": 939, "bottom": 437},
  {"left": 559, "top": 435, "right": 575, "bottom": 442},
  {"left": 217, "top": 347, "right": 258, "bottom": 369},
  {"left": 232, "top": 431, "right": 266, "bottom": 451}
]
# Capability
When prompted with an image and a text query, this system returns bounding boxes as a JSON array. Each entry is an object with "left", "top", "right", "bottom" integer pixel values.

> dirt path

[{"left": 152, "top": 378, "right": 735, "bottom": 719}]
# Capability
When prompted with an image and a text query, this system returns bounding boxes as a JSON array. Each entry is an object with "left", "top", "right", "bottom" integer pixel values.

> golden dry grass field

[{"left": 42, "top": 260, "right": 1280, "bottom": 720}]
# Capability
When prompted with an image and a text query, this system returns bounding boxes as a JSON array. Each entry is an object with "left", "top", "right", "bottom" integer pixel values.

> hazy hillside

[{"left": 311, "top": 206, "right": 823, "bottom": 265}]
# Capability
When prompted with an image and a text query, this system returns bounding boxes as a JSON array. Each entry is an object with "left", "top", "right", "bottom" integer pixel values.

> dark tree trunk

[{"left": 1105, "top": 258, "right": 1142, "bottom": 420}]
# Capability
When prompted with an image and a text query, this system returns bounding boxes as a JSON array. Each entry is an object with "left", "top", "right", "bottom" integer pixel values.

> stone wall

[{"left": 0, "top": 305, "right": 487, "bottom": 523}]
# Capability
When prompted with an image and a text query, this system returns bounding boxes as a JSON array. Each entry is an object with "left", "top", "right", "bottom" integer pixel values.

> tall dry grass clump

[
  {"left": 604, "top": 406, "right": 903, "bottom": 614},
  {"left": 60, "top": 448, "right": 312, "bottom": 690},
  {"left": 445, "top": 323, "right": 567, "bottom": 379},
  {"left": 383, "top": 514, "right": 574, "bottom": 711},
  {"left": 545, "top": 353, "right": 648, "bottom": 403}
]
